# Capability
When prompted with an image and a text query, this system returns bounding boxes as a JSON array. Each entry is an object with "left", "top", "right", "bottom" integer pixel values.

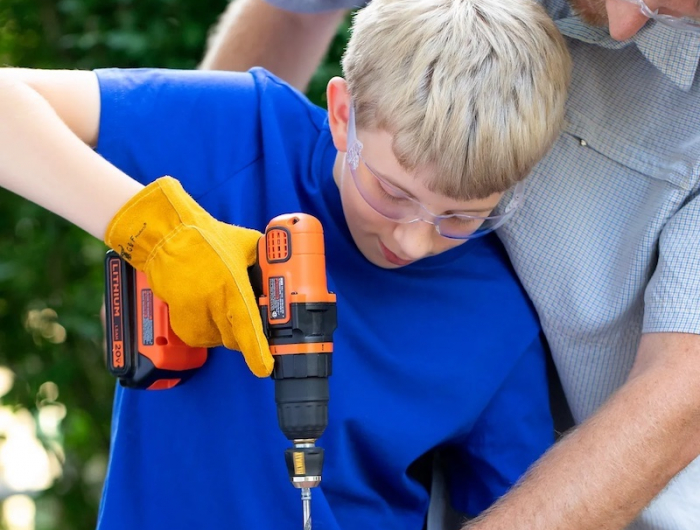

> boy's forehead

[{"left": 360, "top": 128, "right": 502, "bottom": 211}]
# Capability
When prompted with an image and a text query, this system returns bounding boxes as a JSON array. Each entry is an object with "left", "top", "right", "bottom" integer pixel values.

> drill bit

[{"left": 302, "top": 487, "right": 312, "bottom": 530}]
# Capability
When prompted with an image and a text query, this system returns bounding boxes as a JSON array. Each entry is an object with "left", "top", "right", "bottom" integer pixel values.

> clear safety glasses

[
  {"left": 622, "top": 0, "right": 700, "bottom": 33},
  {"left": 345, "top": 104, "right": 525, "bottom": 240}
]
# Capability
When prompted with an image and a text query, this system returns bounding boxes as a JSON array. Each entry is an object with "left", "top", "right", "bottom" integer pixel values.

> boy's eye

[
  {"left": 377, "top": 181, "right": 410, "bottom": 203},
  {"left": 442, "top": 216, "right": 484, "bottom": 230}
]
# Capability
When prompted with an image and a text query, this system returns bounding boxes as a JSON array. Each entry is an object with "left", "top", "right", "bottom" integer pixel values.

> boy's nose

[
  {"left": 392, "top": 220, "right": 437, "bottom": 261},
  {"left": 606, "top": 0, "right": 652, "bottom": 40}
]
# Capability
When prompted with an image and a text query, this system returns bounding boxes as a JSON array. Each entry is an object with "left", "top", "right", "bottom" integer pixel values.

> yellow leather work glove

[{"left": 104, "top": 176, "right": 273, "bottom": 377}]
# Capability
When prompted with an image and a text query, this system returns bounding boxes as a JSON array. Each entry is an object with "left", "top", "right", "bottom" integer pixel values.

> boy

[{"left": 0, "top": 0, "right": 571, "bottom": 528}]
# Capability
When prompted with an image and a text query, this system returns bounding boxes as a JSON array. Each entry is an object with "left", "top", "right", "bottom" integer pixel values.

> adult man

[{"left": 201, "top": 0, "right": 700, "bottom": 529}]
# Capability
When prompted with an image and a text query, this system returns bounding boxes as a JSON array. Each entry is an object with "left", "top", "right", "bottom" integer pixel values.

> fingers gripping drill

[{"left": 104, "top": 213, "right": 337, "bottom": 530}]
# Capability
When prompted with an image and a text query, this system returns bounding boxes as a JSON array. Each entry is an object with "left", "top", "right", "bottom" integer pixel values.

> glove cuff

[{"left": 104, "top": 176, "right": 207, "bottom": 269}]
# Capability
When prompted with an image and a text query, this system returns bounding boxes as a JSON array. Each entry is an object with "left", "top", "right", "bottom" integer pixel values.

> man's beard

[{"left": 567, "top": 0, "right": 609, "bottom": 26}]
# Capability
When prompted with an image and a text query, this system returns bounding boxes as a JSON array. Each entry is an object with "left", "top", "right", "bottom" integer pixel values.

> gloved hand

[{"left": 104, "top": 176, "right": 273, "bottom": 377}]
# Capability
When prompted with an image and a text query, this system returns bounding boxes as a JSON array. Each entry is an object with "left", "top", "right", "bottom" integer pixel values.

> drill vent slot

[{"left": 267, "top": 228, "right": 291, "bottom": 262}]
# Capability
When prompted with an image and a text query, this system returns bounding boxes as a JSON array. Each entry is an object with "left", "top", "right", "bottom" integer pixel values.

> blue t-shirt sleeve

[
  {"left": 445, "top": 334, "right": 553, "bottom": 516},
  {"left": 95, "top": 68, "right": 263, "bottom": 198}
]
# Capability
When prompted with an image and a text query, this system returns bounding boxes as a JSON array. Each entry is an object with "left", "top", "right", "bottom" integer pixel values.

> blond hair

[{"left": 342, "top": 0, "right": 571, "bottom": 199}]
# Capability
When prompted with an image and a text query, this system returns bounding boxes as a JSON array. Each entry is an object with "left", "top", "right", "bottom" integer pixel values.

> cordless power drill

[{"left": 104, "top": 213, "right": 337, "bottom": 530}]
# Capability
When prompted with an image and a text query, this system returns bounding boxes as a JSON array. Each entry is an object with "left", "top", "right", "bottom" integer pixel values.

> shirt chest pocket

[{"left": 564, "top": 108, "right": 700, "bottom": 192}]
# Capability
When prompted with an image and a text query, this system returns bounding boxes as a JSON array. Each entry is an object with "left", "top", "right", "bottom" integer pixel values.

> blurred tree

[{"left": 0, "top": 1, "right": 349, "bottom": 528}]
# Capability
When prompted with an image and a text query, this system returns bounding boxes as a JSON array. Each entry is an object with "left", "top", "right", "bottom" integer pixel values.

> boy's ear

[{"left": 326, "top": 77, "right": 351, "bottom": 153}]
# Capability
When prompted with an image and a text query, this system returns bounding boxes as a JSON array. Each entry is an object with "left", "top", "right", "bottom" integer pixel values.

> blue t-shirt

[{"left": 95, "top": 67, "right": 552, "bottom": 530}]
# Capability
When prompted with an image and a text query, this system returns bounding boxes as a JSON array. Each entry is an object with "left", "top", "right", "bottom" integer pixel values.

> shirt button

[{"left": 580, "top": 139, "right": 588, "bottom": 147}]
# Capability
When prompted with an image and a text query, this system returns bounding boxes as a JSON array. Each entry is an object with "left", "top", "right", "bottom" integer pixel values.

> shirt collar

[{"left": 554, "top": 8, "right": 700, "bottom": 91}]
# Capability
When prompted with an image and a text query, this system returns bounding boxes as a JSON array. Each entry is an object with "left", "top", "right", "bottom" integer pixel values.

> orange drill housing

[{"left": 257, "top": 214, "right": 337, "bottom": 356}]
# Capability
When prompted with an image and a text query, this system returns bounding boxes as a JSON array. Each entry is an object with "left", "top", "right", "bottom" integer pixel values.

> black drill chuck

[
  {"left": 285, "top": 445, "right": 325, "bottom": 489},
  {"left": 265, "top": 300, "right": 336, "bottom": 490},
  {"left": 265, "top": 301, "right": 336, "bottom": 443},
  {"left": 273, "top": 353, "right": 332, "bottom": 441}
]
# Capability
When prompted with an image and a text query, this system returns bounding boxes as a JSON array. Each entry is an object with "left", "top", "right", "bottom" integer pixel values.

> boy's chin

[{"left": 364, "top": 255, "right": 407, "bottom": 269}]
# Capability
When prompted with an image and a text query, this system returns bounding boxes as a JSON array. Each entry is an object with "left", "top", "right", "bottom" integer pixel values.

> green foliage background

[{"left": 0, "top": 2, "right": 349, "bottom": 528}]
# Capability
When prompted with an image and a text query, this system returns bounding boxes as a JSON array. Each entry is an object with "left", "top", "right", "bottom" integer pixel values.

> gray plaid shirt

[{"left": 495, "top": 3, "right": 700, "bottom": 528}]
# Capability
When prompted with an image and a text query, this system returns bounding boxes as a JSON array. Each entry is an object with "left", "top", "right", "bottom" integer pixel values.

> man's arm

[
  {"left": 200, "top": 0, "right": 347, "bottom": 91},
  {"left": 0, "top": 69, "right": 143, "bottom": 239},
  {"left": 464, "top": 331, "right": 700, "bottom": 530}
]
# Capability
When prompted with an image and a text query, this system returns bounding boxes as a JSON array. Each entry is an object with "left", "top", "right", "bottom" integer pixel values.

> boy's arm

[
  {"left": 0, "top": 69, "right": 143, "bottom": 239},
  {"left": 0, "top": 69, "right": 273, "bottom": 376},
  {"left": 463, "top": 331, "right": 700, "bottom": 530},
  {"left": 199, "top": 0, "right": 347, "bottom": 91}
]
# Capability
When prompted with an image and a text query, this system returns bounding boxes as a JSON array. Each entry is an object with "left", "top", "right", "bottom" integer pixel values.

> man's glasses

[
  {"left": 345, "top": 104, "right": 525, "bottom": 240},
  {"left": 622, "top": 0, "right": 700, "bottom": 33}
]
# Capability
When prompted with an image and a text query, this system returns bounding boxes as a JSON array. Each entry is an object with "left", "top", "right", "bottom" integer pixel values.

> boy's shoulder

[
  {"left": 96, "top": 66, "right": 327, "bottom": 127},
  {"left": 95, "top": 66, "right": 332, "bottom": 203},
  {"left": 337, "top": 233, "right": 540, "bottom": 343},
  {"left": 420, "top": 233, "right": 522, "bottom": 289},
  {"left": 247, "top": 67, "right": 329, "bottom": 130},
  {"left": 439, "top": 235, "right": 539, "bottom": 332}
]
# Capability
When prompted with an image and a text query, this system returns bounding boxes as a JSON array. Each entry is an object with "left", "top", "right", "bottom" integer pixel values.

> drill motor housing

[{"left": 253, "top": 214, "right": 337, "bottom": 489}]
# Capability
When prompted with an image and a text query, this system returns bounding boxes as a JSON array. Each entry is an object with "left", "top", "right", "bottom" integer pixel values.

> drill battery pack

[{"left": 104, "top": 250, "right": 207, "bottom": 390}]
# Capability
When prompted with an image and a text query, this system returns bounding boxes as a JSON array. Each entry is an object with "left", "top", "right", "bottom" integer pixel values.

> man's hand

[
  {"left": 105, "top": 176, "right": 274, "bottom": 377},
  {"left": 464, "top": 332, "right": 700, "bottom": 530}
]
